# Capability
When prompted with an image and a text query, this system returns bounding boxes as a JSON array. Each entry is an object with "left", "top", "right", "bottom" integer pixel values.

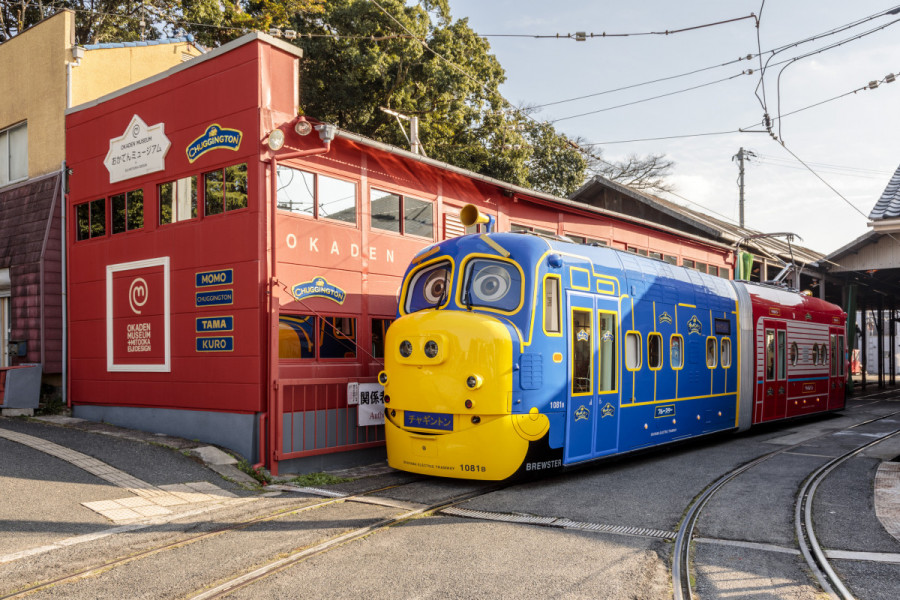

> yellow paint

[
  {"left": 541, "top": 274, "right": 563, "bottom": 337},
  {"left": 411, "top": 245, "right": 440, "bottom": 265},
  {"left": 569, "top": 266, "right": 591, "bottom": 290},
  {"left": 596, "top": 277, "right": 617, "bottom": 295},
  {"left": 398, "top": 256, "right": 455, "bottom": 316},
  {"left": 511, "top": 408, "right": 550, "bottom": 441},
  {"left": 624, "top": 392, "right": 736, "bottom": 408},
  {"left": 0, "top": 10, "right": 201, "bottom": 180},
  {"left": 479, "top": 234, "right": 510, "bottom": 257}
]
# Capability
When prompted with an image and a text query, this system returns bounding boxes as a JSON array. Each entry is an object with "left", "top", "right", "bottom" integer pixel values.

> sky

[{"left": 446, "top": 0, "right": 900, "bottom": 257}]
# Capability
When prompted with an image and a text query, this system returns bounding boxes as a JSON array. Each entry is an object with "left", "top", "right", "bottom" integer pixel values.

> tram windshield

[
  {"left": 404, "top": 260, "right": 452, "bottom": 313},
  {"left": 461, "top": 258, "right": 523, "bottom": 313}
]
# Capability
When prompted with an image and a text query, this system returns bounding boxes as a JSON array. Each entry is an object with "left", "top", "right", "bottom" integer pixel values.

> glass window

[
  {"left": 76, "top": 198, "right": 106, "bottom": 240},
  {"left": 830, "top": 334, "right": 837, "bottom": 376},
  {"left": 160, "top": 176, "right": 197, "bottom": 224},
  {"left": 683, "top": 259, "right": 695, "bottom": 269},
  {"left": 317, "top": 174, "right": 358, "bottom": 224},
  {"left": 572, "top": 309, "right": 592, "bottom": 394},
  {"left": 696, "top": 262, "right": 708, "bottom": 274},
  {"left": 708, "top": 265, "right": 719, "bottom": 277},
  {"left": 811, "top": 343, "right": 819, "bottom": 365},
  {"left": 371, "top": 188, "right": 433, "bottom": 238},
  {"left": 649, "top": 251, "right": 663, "bottom": 261},
  {"left": 777, "top": 330, "right": 786, "bottom": 380},
  {"left": 790, "top": 342, "right": 798, "bottom": 365},
  {"left": 567, "top": 234, "right": 586, "bottom": 244},
  {"left": 648, "top": 333, "right": 662, "bottom": 369},
  {"left": 510, "top": 223, "right": 529, "bottom": 233},
  {"left": 404, "top": 260, "right": 452, "bottom": 313},
  {"left": 276, "top": 166, "right": 315, "bottom": 216},
  {"left": 670, "top": 335, "right": 684, "bottom": 369},
  {"left": 111, "top": 188, "right": 143, "bottom": 234},
  {"left": 1, "top": 121, "right": 27, "bottom": 185},
  {"left": 819, "top": 343, "right": 827, "bottom": 365},
  {"left": 543, "top": 277, "right": 561, "bottom": 334},
  {"left": 719, "top": 268, "right": 730, "bottom": 279},
  {"left": 838, "top": 335, "right": 845, "bottom": 376},
  {"left": 371, "top": 318, "right": 393, "bottom": 359},
  {"left": 461, "top": 258, "right": 522, "bottom": 313},
  {"left": 766, "top": 330, "right": 776, "bottom": 380},
  {"left": 625, "top": 332, "right": 642, "bottom": 371},
  {"left": 598, "top": 312, "right": 617, "bottom": 392},
  {"left": 204, "top": 163, "right": 247, "bottom": 216},
  {"left": 664, "top": 255, "right": 677, "bottom": 265},
  {"left": 321, "top": 317, "right": 356, "bottom": 359},
  {"left": 721, "top": 338, "right": 732, "bottom": 368},
  {"left": 279, "top": 315, "right": 315, "bottom": 359},
  {"left": 706, "top": 337, "right": 718, "bottom": 368}
]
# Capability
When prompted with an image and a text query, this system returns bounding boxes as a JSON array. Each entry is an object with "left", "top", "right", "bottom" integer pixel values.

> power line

[{"left": 473, "top": 14, "right": 757, "bottom": 39}]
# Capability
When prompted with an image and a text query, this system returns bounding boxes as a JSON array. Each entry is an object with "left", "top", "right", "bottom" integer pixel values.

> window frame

[
  {"left": 571, "top": 307, "right": 593, "bottom": 396},
  {"left": 624, "top": 331, "right": 642, "bottom": 372},
  {"left": 278, "top": 313, "right": 359, "bottom": 361},
  {"left": 0, "top": 121, "right": 27, "bottom": 187},
  {"left": 706, "top": 336, "right": 718, "bottom": 369},
  {"left": 720, "top": 337, "right": 732, "bottom": 368},
  {"left": 670, "top": 334, "right": 685, "bottom": 370},
  {"left": 370, "top": 187, "right": 434, "bottom": 240},
  {"left": 159, "top": 175, "right": 198, "bottom": 225},
  {"left": 647, "top": 332, "right": 663, "bottom": 371},
  {"left": 597, "top": 310, "right": 618, "bottom": 394},
  {"left": 111, "top": 188, "right": 144, "bottom": 235},
  {"left": 203, "top": 162, "right": 248, "bottom": 217},
  {"left": 542, "top": 275, "right": 562, "bottom": 336}
]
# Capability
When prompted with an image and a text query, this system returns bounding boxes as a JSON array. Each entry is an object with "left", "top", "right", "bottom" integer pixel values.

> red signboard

[{"left": 106, "top": 258, "right": 170, "bottom": 371}]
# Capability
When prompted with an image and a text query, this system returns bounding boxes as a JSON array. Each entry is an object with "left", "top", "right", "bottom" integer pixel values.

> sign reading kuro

[{"left": 104, "top": 115, "right": 171, "bottom": 184}]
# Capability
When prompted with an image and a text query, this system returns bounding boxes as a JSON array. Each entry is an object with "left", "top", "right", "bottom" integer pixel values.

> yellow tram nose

[{"left": 382, "top": 310, "right": 514, "bottom": 417}]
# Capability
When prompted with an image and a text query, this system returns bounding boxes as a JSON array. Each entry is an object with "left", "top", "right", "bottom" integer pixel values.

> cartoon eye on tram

[{"left": 381, "top": 205, "right": 847, "bottom": 480}]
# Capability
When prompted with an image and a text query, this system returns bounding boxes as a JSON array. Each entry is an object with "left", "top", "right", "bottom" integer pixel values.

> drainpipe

[
  {"left": 255, "top": 119, "right": 334, "bottom": 474},
  {"left": 61, "top": 162, "right": 68, "bottom": 407}
]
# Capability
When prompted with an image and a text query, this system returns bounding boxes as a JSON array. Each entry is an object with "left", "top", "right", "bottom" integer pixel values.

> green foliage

[
  {"left": 290, "top": 472, "right": 354, "bottom": 486},
  {"left": 237, "top": 459, "right": 273, "bottom": 485}
]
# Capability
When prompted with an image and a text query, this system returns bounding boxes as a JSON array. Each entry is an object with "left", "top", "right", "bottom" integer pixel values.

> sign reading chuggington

[
  {"left": 291, "top": 277, "right": 346, "bottom": 304},
  {"left": 186, "top": 124, "right": 242, "bottom": 163}
]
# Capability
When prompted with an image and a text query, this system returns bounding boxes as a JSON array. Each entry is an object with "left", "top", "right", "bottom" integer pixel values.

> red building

[{"left": 66, "top": 32, "right": 738, "bottom": 473}]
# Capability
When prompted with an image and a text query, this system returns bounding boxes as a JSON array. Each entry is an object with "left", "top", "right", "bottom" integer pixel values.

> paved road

[{"left": 1, "top": 393, "right": 899, "bottom": 599}]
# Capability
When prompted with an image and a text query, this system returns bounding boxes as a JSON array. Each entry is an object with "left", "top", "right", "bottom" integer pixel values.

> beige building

[{"left": 0, "top": 10, "right": 203, "bottom": 404}]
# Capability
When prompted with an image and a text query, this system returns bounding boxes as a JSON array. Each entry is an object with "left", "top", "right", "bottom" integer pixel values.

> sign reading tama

[{"left": 104, "top": 115, "right": 171, "bottom": 184}]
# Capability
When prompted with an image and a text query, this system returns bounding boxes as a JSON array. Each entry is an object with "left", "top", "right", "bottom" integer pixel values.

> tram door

[
  {"left": 762, "top": 320, "right": 787, "bottom": 421},
  {"left": 828, "top": 327, "right": 845, "bottom": 409},
  {"left": 565, "top": 292, "right": 621, "bottom": 464}
]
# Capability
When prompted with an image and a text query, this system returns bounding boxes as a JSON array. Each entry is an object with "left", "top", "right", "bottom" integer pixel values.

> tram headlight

[
  {"left": 378, "top": 371, "right": 388, "bottom": 385},
  {"left": 399, "top": 340, "right": 413, "bottom": 357},
  {"left": 424, "top": 340, "right": 439, "bottom": 358},
  {"left": 466, "top": 374, "right": 483, "bottom": 389}
]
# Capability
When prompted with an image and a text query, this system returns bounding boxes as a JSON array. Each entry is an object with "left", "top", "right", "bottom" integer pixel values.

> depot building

[{"left": 65, "top": 32, "right": 740, "bottom": 474}]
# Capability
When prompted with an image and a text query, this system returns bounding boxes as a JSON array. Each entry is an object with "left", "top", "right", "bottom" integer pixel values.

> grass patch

[
  {"left": 236, "top": 459, "right": 272, "bottom": 486},
  {"left": 290, "top": 472, "right": 354, "bottom": 486}
]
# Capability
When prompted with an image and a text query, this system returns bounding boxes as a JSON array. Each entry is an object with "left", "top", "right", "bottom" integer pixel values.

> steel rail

[
  {"left": 0, "top": 480, "right": 420, "bottom": 600},
  {"left": 795, "top": 427, "right": 900, "bottom": 600},
  {"left": 188, "top": 484, "right": 506, "bottom": 599},
  {"left": 673, "top": 402, "right": 900, "bottom": 600}
]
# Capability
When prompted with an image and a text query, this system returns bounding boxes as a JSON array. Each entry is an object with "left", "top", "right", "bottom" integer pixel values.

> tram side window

[
  {"left": 648, "top": 333, "right": 662, "bottom": 370},
  {"left": 371, "top": 318, "right": 393, "bottom": 359},
  {"left": 670, "top": 335, "right": 684, "bottom": 369},
  {"left": 204, "top": 163, "right": 248, "bottom": 216},
  {"left": 811, "top": 343, "right": 819, "bottom": 365},
  {"left": 598, "top": 313, "right": 617, "bottom": 391},
  {"left": 789, "top": 342, "right": 798, "bottom": 366},
  {"left": 706, "top": 337, "right": 718, "bottom": 368},
  {"left": 543, "top": 277, "right": 561, "bottom": 334},
  {"left": 765, "top": 330, "right": 776, "bottom": 380},
  {"left": 571, "top": 310, "right": 592, "bottom": 394},
  {"left": 830, "top": 334, "right": 837, "bottom": 376},
  {"left": 777, "top": 331, "right": 786, "bottom": 380},
  {"left": 818, "top": 343, "right": 827, "bottom": 366},
  {"left": 720, "top": 337, "right": 732, "bottom": 368},
  {"left": 625, "top": 332, "right": 642, "bottom": 371},
  {"left": 111, "top": 188, "right": 144, "bottom": 234},
  {"left": 838, "top": 335, "right": 845, "bottom": 376},
  {"left": 75, "top": 198, "right": 106, "bottom": 240},
  {"left": 160, "top": 176, "right": 197, "bottom": 224}
]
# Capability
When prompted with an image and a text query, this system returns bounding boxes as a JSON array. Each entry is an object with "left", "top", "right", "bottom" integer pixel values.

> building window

[
  {"left": 370, "top": 188, "right": 433, "bottom": 238},
  {"left": 649, "top": 251, "right": 663, "bottom": 261},
  {"left": 276, "top": 165, "right": 356, "bottom": 224},
  {"left": 75, "top": 198, "right": 106, "bottom": 240},
  {"left": 664, "top": 255, "right": 678, "bottom": 265},
  {"left": 707, "top": 265, "right": 719, "bottom": 277},
  {"left": 204, "top": 163, "right": 248, "bottom": 216},
  {"left": 111, "top": 188, "right": 144, "bottom": 234},
  {"left": 627, "top": 247, "right": 649, "bottom": 257},
  {"left": 371, "top": 318, "right": 393, "bottom": 359},
  {"left": 0, "top": 121, "right": 27, "bottom": 186},
  {"left": 512, "top": 223, "right": 556, "bottom": 237},
  {"left": 683, "top": 259, "right": 695, "bottom": 269},
  {"left": 278, "top": 314, "right": 357, "bottom": 360},
  {"left": 160, "top": 176, "right": 197, "bottom": 224}
]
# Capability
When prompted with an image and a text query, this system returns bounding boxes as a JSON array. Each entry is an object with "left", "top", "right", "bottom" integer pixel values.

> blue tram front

[{"left": 382, "top": 207, "right": 744, "bottom": 480}]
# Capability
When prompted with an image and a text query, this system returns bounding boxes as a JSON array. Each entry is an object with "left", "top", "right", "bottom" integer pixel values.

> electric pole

[{"left": 732, "top": 147, "right": 756, "bottom": 228}]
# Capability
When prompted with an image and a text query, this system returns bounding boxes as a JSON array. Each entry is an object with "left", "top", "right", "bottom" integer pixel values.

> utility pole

[{"left": 732, "top": 148, "right": 756, "bottom": 228}]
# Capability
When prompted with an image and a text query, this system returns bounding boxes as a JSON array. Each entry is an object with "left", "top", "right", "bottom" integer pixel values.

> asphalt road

[{"left": 1, "top": 392, "right": 899, "bottom": 599}]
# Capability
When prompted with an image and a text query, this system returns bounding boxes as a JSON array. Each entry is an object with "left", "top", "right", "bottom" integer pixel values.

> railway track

[
  {"left": 673, "top": 393, "right": 900, "bottom": 600},
  {"left": 0, "top": 479, "right": 423, "bottom": 599}
]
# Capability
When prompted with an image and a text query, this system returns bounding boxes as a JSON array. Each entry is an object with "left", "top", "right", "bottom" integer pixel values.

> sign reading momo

[
  {"left": 106, "top": 258, "right": 170, "bottom": 372},
  {"left": 104, "top": 115, "right": 171, "bottom": 184}
]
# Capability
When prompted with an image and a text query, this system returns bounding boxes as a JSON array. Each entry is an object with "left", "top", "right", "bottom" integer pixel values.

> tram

[{"left": 380, "top": 205, "right": 847, "bottom": 480}]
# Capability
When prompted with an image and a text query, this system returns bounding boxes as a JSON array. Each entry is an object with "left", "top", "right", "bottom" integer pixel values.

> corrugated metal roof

[
  {"left": 83, "top": 35, "right": 196, "bottom": 50},
  {"left": 868, "top": 163, "right": 900, "bottom": 220}
]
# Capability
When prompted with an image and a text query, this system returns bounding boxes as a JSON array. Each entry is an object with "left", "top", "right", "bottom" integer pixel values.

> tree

[{"left": 583, "top": 148, "right": 675, "bottom": 193}]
